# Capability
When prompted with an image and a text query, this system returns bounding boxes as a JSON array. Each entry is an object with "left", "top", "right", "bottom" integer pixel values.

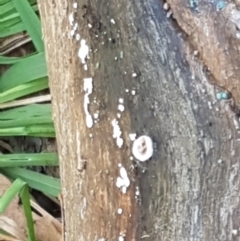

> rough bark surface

[
  {"left": 39, "top": 0, "right": 240, "bottom": 240},
  {"left": 168, "top": 0, "right": 240, "bottom": 108}
]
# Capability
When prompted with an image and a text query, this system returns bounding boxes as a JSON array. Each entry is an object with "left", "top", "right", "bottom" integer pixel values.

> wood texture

[{"left": 38, "top": 0, "right": 240, "bottom": 240}]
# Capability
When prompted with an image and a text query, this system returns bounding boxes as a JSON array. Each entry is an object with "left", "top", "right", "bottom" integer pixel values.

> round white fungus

[{"left": 132, "top": 135, "right": 153, "bottom": 162}]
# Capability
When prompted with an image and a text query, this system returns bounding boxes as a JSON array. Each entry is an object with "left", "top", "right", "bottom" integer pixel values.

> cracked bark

[{"left": 38, "top": 0, "right": 240, "bottom": 240}]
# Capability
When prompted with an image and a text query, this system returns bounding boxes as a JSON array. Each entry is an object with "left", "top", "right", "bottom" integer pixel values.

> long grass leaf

[
  {"left": 12, "top": 0, "right": 43, "bottom": 52},
  {"left": 0, "top": 104, "right": 52, "bottom": 118},
  {"left": 0, "top": 125, "right": 55, "bottom": 137},
  {"left": 0, "top": 153, "right": 58, "bottom": 167},
  {"left": 1, "top": 167, "right": 61, "bottom": 197},
  {"left": 20, "top": 183, "right": 36, "bottom": 241},
  {"left": 0, "top": 55, "right": 33, "bottom": 64},
  {"left": 0, "top": 1, "right": 37, "bottom": 18},
  {"left": 0, "top": 178, "right": 25, "bottom": 212},
  {"left": 0, "top": 22, "right": 25, "bottom": 37},
  {"left": 0, "top": 116, "right": 52, "bottom": 128},
  {"left": 0, "top": 77, "right": 48, "bottom": 103},
  {"left": 0, "top": 16, "right": 21, "bottom": 28},
  {"left": 0, "top": 53, "right": 47, "bottom": 92},
  {"left": 0, "top": 0, "right": 11, "bottom": 5}
]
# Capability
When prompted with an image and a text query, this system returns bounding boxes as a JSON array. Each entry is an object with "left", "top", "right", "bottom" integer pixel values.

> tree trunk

[{"left": 38, "top": 0, "right": 240, "bottom": 240}]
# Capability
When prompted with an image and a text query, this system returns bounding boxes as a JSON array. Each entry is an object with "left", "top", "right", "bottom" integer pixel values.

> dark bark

[{"left": 39, "top": 0, "right": 240, "bottom": 240}]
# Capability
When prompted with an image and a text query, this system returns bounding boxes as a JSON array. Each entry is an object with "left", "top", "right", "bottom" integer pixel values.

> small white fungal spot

[
  {"left": 129, "top": 133, "right": 137, "bottom": 141},
  {"left": 114, "top": 56, "right": 118, "bottom": 61},
  {"left": 135, "top": 187, "right": 140, "bottom": 196},
  {"left": 93, "top": 112, "right": 99, "bottom": 119},
  {"left": 217, "top": 159, "right": 222, "bottom": 164},
  {"left": 119, "top": 167, "right": 128, "bottom": 181},
  {"left": 116, "top": 166, "right": 130, "bottom": 193},
  {"left": 132, "top": 135, "right": 153, "bottom": 162},
  {"left": 111, "top": 119, "right": 124, "bottom": 148},
  {"left": 131, "top": 90, "right": 136, "bottom": 95},
  {"left": 89, "top": 133, "right": 93, "bottom": 138},
  {"left": 208, "top": 101, "right": 212, "bottom": 110},
  {"left": 193, "top": 50, "right": 198, "bottom": 56},
  {"left": 166, "top": 9, "right": 172, "bottom": 18},
  {"left": 110, "top": 18, "right": 116, "bottom": 24},
  {"left": 76, "top": 33, "right": 80, "bottom": 41},
  {"left": 73, "top": 22, "right": 78, "bottom": 31},
  {"left": 118, "top": 236, "right": 124, "bottom": 241},
  {"left": 132, "top": 73, "right": 137, "bottom": 78},
  {"left": 117, "top": 113, "right": 121, "bottom": 119},
  {"left": 95, "top": 62, "right": 100, "bottom": 69},
  {"left": 163, "top": 2, "right": 169, "bottom": 10},
  {"left": 117, "top": 208, "right": 123, "bottom": 214},
  {"left": 121, "top": 186, "right": 127, "bottom": 194},
  {"left": 88, "top": 23, "right": 92, "bottom": 28},
  {"left": 118, "top": 104, "right": 125, "bottom": 112},
  {"left": 232, "top": 229, "right": 238, "bottom": 235},
  {"left": 69, "top": 13, "right": 74, "bottom": 26},
  {"left": 119, "top": 98, "right": 124, "bottom": 103},
  {"left": 118, "top": 163, "right": 122, "bottom": 167},
  {"left": 233, "top": 118, "right": 239, "bottom": 130},
  {"left": 78, "top": 39, "right": 89, "bottom": 64},
  {"left": 120, "top": 51, "right": 123, "bottom": 59},
  {"left": 125, "top": 89, "right": 129, "bottom": 93},
  {"left": 83, "top": 78, "right": 94, "bottom": 128},
  {"left": 73, "top": 2, "right": 77, "bottom": 8},
  {"left": 70, "top": 29, "right": 75, "bottom": 36}
]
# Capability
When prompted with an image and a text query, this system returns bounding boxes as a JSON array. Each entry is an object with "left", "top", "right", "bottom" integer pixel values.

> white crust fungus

[{"left": 132, "top": 135, "right": 153, "bottom": 162}]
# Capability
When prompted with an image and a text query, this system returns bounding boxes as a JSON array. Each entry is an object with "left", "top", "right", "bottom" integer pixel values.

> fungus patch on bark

[
  {"left": 116, "top": 165, "right": 130, "bottom": 193},
  {"left": 83, "top": 78, "right": 94, "bottom": 128},
  {"left": 111, "top": 119, "right": 124, "bottom": 148},
  {"left": 132, "top": 135, "right": 153, "bottom": 161},
  {"left": 117, "top": 208, "right": 123, "bottom": 214},
  {"left": 78, "top": 39, "right": 89, "bottom": 65}
]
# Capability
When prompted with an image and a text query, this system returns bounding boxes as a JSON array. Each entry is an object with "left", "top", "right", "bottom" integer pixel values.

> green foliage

[
  {"left": 12, "top": 0, "right": 43, "bottom": 52},
  {"left": 0, "top": 104, "right": 55, "bottom": 137},
  {"left": 0, "top": 0, "right": 47, "bottom": 103},
  {"left": 0, "top": 1, "right": 60, "bottom": 239},
  {"left": 0, "top": 153, "right": 58, "bottom": 167},
  {"left": 1, "top": 168, "right": 61, "bottom": 197},
  {"left": 0, "top": 178, "right": 36, "bottom": 241}
]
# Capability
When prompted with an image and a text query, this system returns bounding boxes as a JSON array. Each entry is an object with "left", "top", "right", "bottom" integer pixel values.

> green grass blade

[
  {"left": 0, "top": 125, "right": 55, "bottom": 137},
  {"left": 0, "top": 53, "right": 47, "bottom": 92},
  {"left": 0, "top": 104, "right": 52, "bottom": 118},
  {"left": 12, "top": 0, "right": 43, "bottom": 52},
  {"left": 1, "top": 168, "right": 61, "bottom": 197},
  {"left": 0, "top": 153, "right": 58, "bottom": 167},
  {"left": 0, "top": 77, "right": 48, "bottom": 103},
  {"left": 0, "top": 116, "right": 52, "bottom": 128},
  {"left": 0, "top": 0, "right": 11, "bottom": 5},
  {"left": 20, "top": 184, "right": 36, "bottom": 241},
  {"left": 0, "top": 1, "right": 15, "bottom": 18},
  {"left": 0, "top": 21, "right": 25, "bottom": 37},
  {"left": 0, "top": 55, "right": 34, "bottom": 64},
  {"left": 0, "top": 178, "right": 25, "bottom": 212},
  {"left": 0, "top": 15, "right": 21, "bottom": 29},
  {"left": 0, "top": 1, "right": 37, "bottom": 19}
]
